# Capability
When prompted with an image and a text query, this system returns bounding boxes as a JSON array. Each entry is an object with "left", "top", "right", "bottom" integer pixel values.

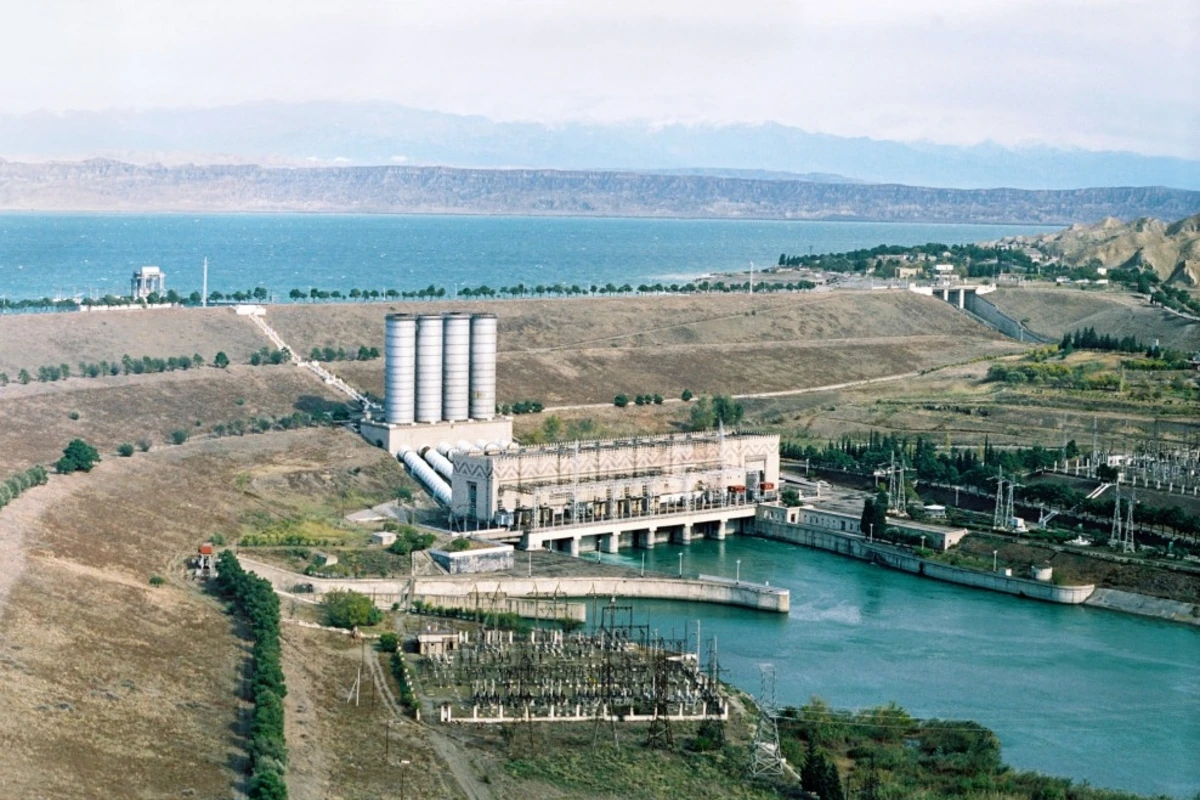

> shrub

[
  {"left": 171, "top": 429, "right": 189, "bottom": 445},
  {"left": 68, "top": 410, "right": 80, "bottom": 421},
  {"left": 117, "top": 443, "right": 135, "bottom": 457},
  {"left": 137, "top": 438, "right": 152, "bottom": 452},
  {"left": 681, "top": 389, "right": 693, "bottom": 401},
  {"left": 55, "top": 439, "right": 101, "bottom": 474},
  {"left": 149, "top": 575, "right": 165, "bottom": 586},
  {"left": 613, "top": 394, "right": 629, "bottom": 408},
  {"left": 378, "top": 632, "right": 399, "bottom": 652},
  {"left": 322, "top": 589, "right": 383, "bottom": 629},
  {"left": 448, "top": 537, "right": 472, "bottom": 552}
]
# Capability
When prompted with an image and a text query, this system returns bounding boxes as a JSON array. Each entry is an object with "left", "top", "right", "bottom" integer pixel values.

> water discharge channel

[{"left": 595, "top": 537, "right": 1199, "bottom": 798}]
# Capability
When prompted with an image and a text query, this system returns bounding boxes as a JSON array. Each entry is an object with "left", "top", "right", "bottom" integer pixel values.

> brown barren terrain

[
  {"left": 265, "top": 291, "right": 1018, "bottom": 405},
  {"left": 0, "top": 428, "right": 409, "bottom": 798},
  {"left": 988, "top": 287, "right": 1200, "bottom": 351},
  {"left": 0, "top": 306, "right": 267, "bottom": 376}
]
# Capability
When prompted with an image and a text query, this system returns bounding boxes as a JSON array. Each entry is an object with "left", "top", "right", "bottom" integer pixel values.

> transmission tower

[
  {"left": 992, "top": 467, "right": 1007, "bottom": 529},
  {"left": 887, "top": 452, "right": 906, "bottom": 515},
  {"left": 749, "top": 664, "right": 785, "bottom": 778},
  {"left": 1110, "top": 483, "right": 1123, "bottom": 546},
  {"left": 644, "top": 649, "right": 674, "bottom": 749},
  {"left": 1121, "top": 490, "right": 1136, "bottom": 554}
]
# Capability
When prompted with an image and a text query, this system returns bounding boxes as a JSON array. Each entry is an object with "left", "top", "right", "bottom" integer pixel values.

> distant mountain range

[
  {"left": 1002, "top": 213, "right": 1200, "bottom": 285},
  {"left": 2, "top": 159, "right": 1198, "bottom": 225},
  {"left": 1, "top": 102, "right": 1197, "bottom": 191}
]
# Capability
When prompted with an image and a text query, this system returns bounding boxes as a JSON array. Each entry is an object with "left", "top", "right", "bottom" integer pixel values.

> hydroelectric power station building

[{"left": 362, "top": 311, "right": 780, "bottom": 553}]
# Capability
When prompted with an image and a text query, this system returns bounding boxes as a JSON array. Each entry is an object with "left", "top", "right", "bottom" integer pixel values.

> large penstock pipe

[
  {"left": 469, "top": 313, "right": 497, "bottom": 420},
  {"left": 422, "top": 446, "right": 455, "bottom": 483},
  {"left": 415, "top": 314, "right": 444, "bottom": 423},
  {"left": 442, "top": 312, "right": 471, "bottom": 422},
  {"left": 399, "top": 446, "right": 452, "bottom": 506},
  {"left": 384, "top": 314, "right": 416, "bottom": 424}
]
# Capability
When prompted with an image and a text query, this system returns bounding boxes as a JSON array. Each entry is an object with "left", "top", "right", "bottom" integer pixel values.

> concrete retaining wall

[
  {"left": 753, "top": 520, "right": 1094, "bottom": 605},
  {"left": 1084, "top": 588, "right": 1200, "bottom": 626},
  {"left": 965, "top": 293, "right": 1053, "bottom": 343},
  {"left": 413, "top": 576, "right": 789, "bottom": 613},
  {"left": 237, "top": 556, "right": 789, "bottom": 613},
  {"left": 417, "top": 593, "right": 587, "bottom": 621}
]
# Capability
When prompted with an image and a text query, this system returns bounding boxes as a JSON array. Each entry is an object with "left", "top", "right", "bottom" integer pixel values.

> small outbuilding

[
  {"left": 417, "top": 627, "right": 463, "bottom": 657},
  {"left": 371, "top": 531, "right": 398, "bottom": 546}
]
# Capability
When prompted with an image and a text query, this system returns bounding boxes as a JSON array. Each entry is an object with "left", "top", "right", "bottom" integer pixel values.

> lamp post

[
  {"left": 868, "top": 523, "right": 873, "bottom": 542},
  {"left": 920, "top": 535, "right": 926, "bottom": 552},
  {"left": 641, "top": 553, "right": 645, "bottom": 578},
  {"left": 399, "top": 759, "right": 411, "bottom": 799},
  {"left": 678, "top": 552, "right": 683, "bottom": 577},
  {"left": 993, "top": 550, "right": 998, "bottom": 571},
  {"left": 735, "top": 559, "right": 741, "bottom": 585}
]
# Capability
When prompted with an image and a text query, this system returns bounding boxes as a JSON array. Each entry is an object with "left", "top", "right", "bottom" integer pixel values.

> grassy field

[
  {"left": 0, "top": 306, "right": 268, "bottom": 376},
  {"left": 0, "top": 428, "right": 413, "bottom": 798},
  {"left": 0, "top": 364, "right": 348, "bottom": 474},
  {"left": 988, "top": 287, "right": 1200, "bottom": 351},
  {"left": 266, "top": 291, "right": 1018, "bottom": 405}
]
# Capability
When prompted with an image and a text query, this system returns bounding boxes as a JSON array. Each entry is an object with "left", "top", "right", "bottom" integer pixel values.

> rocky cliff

[
  {"left": 1003, "top": 213, "right": 1200, "bottom": 284},
  {"left": 1, "top": 159, "right": 1198, "bottom": 225}
]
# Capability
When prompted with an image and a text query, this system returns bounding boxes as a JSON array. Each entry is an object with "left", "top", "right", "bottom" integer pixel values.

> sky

[{"left": 3, "top": 0, "right": 1197, "bottom": 159}]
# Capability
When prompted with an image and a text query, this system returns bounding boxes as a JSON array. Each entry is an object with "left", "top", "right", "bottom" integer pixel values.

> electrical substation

[{"left": 421, "top": 604, "right": 727, "bottom": 738}]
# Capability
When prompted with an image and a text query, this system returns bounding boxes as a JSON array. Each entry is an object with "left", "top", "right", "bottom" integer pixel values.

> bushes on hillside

[
  {"left": 0, "top": 465, "right": 49, "bottom": 510},
  {"left": 211, "top": 551, "right": 288, "bottom": 800},
  {"left": 55, "top": 439, "right": 100, "bottom": 474}
]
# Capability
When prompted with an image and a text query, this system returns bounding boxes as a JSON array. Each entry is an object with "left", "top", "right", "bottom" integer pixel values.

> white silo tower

[
  {"left": 441, "top": 312, "right": 472, "bottom": 422},
  {"left": 384, "top": 313, "right": 416, "bottom": 425},
  {"left": 469, "top": 313, "right": 497, "bottom": 420},
  {"left": 415, "top": 314, "right": 444, "bottom": 423}
]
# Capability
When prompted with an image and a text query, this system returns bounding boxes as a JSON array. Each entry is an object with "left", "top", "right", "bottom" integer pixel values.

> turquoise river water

[{"left": 596, "top": 538, "right": 1199, "bottom": 798}]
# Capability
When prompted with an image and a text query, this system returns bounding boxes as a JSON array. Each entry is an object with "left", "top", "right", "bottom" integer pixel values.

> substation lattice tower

[
  {"left": 749, "top": 664, "right": 786, "bottom": 778},
  {"left": 887, "top": 452, "right": 907, "bottom": 515},
  {"left": 644, "top": 648, "right": 675, "bottom": 749}
]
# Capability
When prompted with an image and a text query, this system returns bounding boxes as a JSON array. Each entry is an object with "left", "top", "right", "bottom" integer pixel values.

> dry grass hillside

[
  {"left": 0, "top": 306, "right": 267, "bottom": 376},
  {"left": 988, "top": 288, "right": 1200, "bottom": 350},
  {"left": 1001, "top": 213, "right": 1200, "bottom": 285},
  {"left": 266, "top": 292, "right": 1018, "bottom": 405},
  {"left": 0, "top": 365, "right": 346, "bottom": 474},
  {"left": 0, "top": 429, "right": 408, "bottom": 799}
]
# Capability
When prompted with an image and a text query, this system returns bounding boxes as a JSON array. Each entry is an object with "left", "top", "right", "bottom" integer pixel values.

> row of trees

[
  {"left": 0, "top": 350, "right": 301, "bottom": 386},
  {"left": 502, "top": 399, "right": 544, "bottom": 415},
  {"left": 211, "top": 552, "right": 289, "bottom": 800},
  {"left": 786, "top": 432, "right": 1200, "bottom": 539},
  {"left": 613, "top": 393, "right": 664, "bottom": 407},
  {"left": 1061, "top": 327, "right": 1150, "bottom": 355},
  {"left": 985, "top": 361, "right": 1120, "bottom": 391},
  {"left": 248, "top": 347, "right": 290, "bottom": 366},
  {"left": 1151, "top": 284, "right": 1200, "bottom": 316},
  {"left": 783, "top": 433, "right": 1062, "bottom": 492},
  {"left": 0, "top": 465, "right": 49, "bottom": 511},
  {"left": 308, "top": 345, "right": 380, "bottom": 363}
]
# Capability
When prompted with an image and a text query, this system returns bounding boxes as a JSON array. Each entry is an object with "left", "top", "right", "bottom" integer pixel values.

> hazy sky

[{"left": 4, "top": 0, "right": 1197, "bottom": 158}]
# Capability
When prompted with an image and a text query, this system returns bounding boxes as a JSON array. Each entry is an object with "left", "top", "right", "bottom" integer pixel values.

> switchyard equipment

[{"left": 425, "top": 616, "right": 727, "bottom": 727}]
